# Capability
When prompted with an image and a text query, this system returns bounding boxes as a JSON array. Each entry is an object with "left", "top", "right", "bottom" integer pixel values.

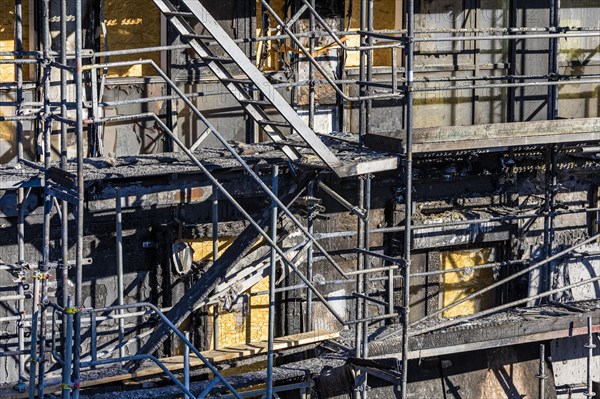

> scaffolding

[{"left": 0, "top": 0, "right": 599, "bottom": 398}]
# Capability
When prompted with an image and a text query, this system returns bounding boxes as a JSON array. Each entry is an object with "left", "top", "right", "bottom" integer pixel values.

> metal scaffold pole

[
  {"left": 37, "top": 1, "right": 53, "bottom": 396},
  {"left": 401, "top": 0, "right": 415, "bottom": 397},
  {"left": 306, "top": 180, "right": 315, "bottom": 332},
  {"left": 73, "top": 0, "right": 85, "bottom": 397},
  {"left": 586, "top": 317, "right": 596, "bottom": 398},
  {"left": 308, "top": 0, "right": 315, "bottom": 130},
  {"left": 116, "top": 188, "right": 125, "bottom": 360},
  {"left": 537, "top": 344, "right": 546, "bottom": 399},
  {"left": 266, "top": 165, "right": 279, "bottom": 399},
  {"left": 62, "top": 298, "right": 74, "bottom": 399},
  {"left": 360, "top": 174, "right": 372, "bottom": 399},
  {"left": 14, "top": 0, "right": 27, "bottom": 389},
  {"left": 212, "top": 184, "right": 220, "bottom": 350},
  {"left": 27, "top": 277, "right": 40, "bottom": 399},
  {"left": 355, "top": 176, "right": 366, "bottom": 398},
  {"left": 357, "top": 178, "right": 365, "bottom": 334},
  {"left": 60, "top": 0, "right": 72, "bottom": 395},
  {"left": 359, "top": 0, "right": 367, "bottom": 144},
  {"left": 59, "top": 0, "right": 69, "bottom": 318}
]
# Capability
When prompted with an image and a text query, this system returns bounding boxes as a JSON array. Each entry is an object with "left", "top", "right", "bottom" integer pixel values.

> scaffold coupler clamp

[
  {"left": 64, "top": 306, "right": 78, "bottom": 315},
  {"left": 33, "top": 270, "right": 52, "bottom": 281},
  {"left": 585, "top": 341, "right": 596, "bottom": 350},
  {"left": 61, "top": 382, "right": 75, "bottom": 391},
  {"left": 536, "top": 371, "right": 547, "bottom": 380}
]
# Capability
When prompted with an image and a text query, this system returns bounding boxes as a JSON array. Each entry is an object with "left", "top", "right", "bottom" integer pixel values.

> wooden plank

[
  {"left": 365, "top": 117, "right": 600, "bottom": 153},
  {"left": 0, "top": 330, "right": 339, "bottom": 399},
  {"left": 202, "top": 330, "right": 340, "bottom": 362}
]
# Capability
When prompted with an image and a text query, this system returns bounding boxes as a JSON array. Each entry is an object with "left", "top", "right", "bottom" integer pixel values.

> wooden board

[{"left": 0, "top": 330, "right": 339, "bottom": 399}]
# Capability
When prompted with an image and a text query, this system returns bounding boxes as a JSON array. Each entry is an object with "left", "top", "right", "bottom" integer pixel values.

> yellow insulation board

[
  {"left": 344, "top": 0, "right": 401, "bottom": 66},
  {"left": 0, "top": 0, "right": 29, "bottom": 161},
  {"left": 441, "top": 248, "right": 495, "bottom": 318},
  {"left": 188, "top": 237, "right": 270, "bottom": 349},
  {"left": 0, "top": 0, "right": 30, "bottom": 81},
  {"left": 102, "top": 0, "right": 161, "bottom": 77},
  {"left": 256, "top": 0, "right": 286, "bottom": 70}
]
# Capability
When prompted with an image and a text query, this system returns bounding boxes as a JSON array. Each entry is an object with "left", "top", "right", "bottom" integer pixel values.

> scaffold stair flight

[{"left": 153, "top": 0, "right": 396, "bottom": 178}]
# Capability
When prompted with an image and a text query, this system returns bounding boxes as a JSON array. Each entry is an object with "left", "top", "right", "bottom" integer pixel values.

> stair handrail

[{"left": 48, "top": 301, "right": 242, "bottom": 399}]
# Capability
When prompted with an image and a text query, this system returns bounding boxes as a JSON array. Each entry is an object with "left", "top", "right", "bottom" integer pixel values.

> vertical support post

[
  {"left": 550, "top": 145, "right": 557, "bottom": 262},
  {"left": 266, "top": 165, "right": 279, "bottom": 399},
  {"left": 58, "top": 5, "right": 71, "bottom": 390},
  {"left": 212, "top": 186, "right": 219, "bottom": 262},
  {"left": 184, "top": 331, "right": 191, "bottom": 399},
  {"left": 62, "top": 297, "right": 74, "bottom": 399},
  {"left": 60, "top": 0, "right": 73, "bottom": 368},
  {"left": 537, "top": 344, "right": 546, "bottom": 399},
  {"left": 164, "top": 15, "right": 175, "bottom": 152},
  {"left": 59, "top": 0, "right": 69, "bottom": 313},
  {"left": 308, "top": 0, "right": 316, "bottom": 129},
  {"left": 507, "top": 0, "right": 516, "bottom": 123},
  {"left": 547, "top": 0, "right": 560, "bottom": 121},
  {"left": 306, "top": 180, "right": 314, "bottom": 332},
  {"left": 366, "top": 0, "right": 373, "bottom": 137},
  {"left": 358, "top": 0, "right": 367, "bottom": 144},
  {"left": 90, "top": 312, "right": 97, "bottom": 366},
  {"left": 361, "top": 175, "right": 372, "bottom": 399},
  {"left": 28, "top": 278, "right": 40, "bottom": 399},
  {"left": 387, "top": 259, "right": 395, "bottom": 317},
  {"left": 16, "top": 213, "right": 26, "bottom": 387},
  {"left": 14, "top": 0, "right": 26, "bottom": 385},
  {"left": 38, "top": 1, "right": 53, "bottom": 396},
  {"left": 212, "top": 185, "right": 219, "bottom": 350},
  {"left": 545, "top": 0, "right": 560, "bottom": 297},
  {"left": 15, "top": 0, "right": 23, "bottom": 161},
  {"left": 355, "top": 177, "right": 366, "bottom": 365},
  {"left": 392, "top": 47, "right": 398, "bottom": 95},
  {"left": 89, "top": 68, "right": 100, "bottom": 157},
  {"left": 213, "top": 306, "right": 219, "bottom": 350},
  {"left": 15, "top": 0, "right": 25, "bottom": 384},
  {"left": 337, "top": 1, "right": 346, "bottom": 134},
  {"left": 542, "top": 144, "right": 558, "bottom": 298},
  {"left": 401, "top": 0, "right": 415, "bottom": 398},
  {"left": 586, "top": 317, "right": 596, "bottom": 398},
  {"left": 116, "top": 188, "right": 125, "bottom": 360},
  {"left": 73, "top": 0, "right": 85, "bottom": 396},
  {"left": 542, "top": 145, "right": 551, "bottom": 295}
]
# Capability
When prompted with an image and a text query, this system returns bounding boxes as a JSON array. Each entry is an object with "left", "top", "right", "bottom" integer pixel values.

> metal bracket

[{"left": 13, "top": 380, "right": 27, "bottom": 393}]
